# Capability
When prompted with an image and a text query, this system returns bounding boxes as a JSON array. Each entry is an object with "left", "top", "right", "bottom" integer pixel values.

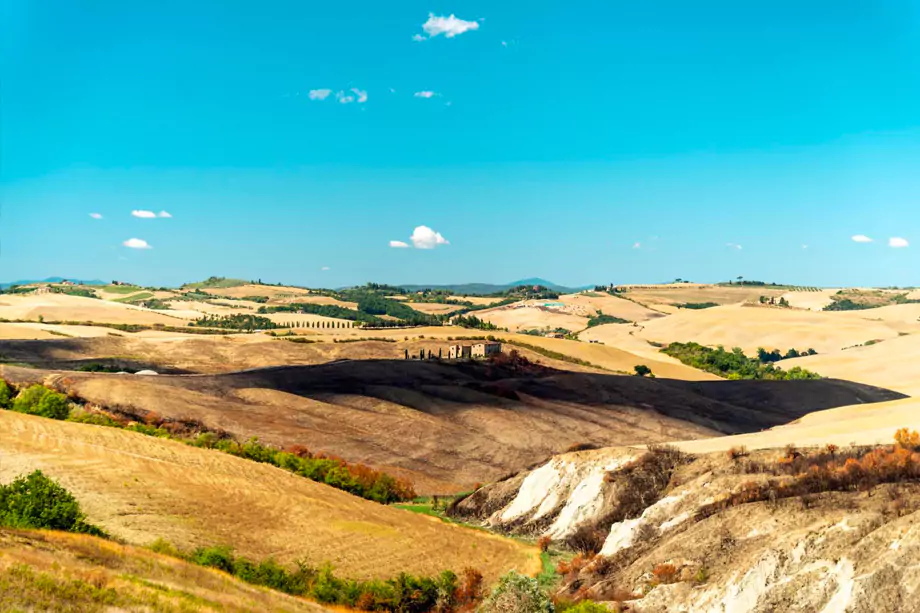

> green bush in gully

[{"left": 10, "top": 384, "right": 70, "bottom": 420}]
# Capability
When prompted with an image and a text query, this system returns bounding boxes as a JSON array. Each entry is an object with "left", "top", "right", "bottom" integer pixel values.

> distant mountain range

[
  {"left": 397, "top": 278, "right": 589, "bottom": 295},
  {"left": 0, "top": 277, "right": 107, "bottom": 290}
]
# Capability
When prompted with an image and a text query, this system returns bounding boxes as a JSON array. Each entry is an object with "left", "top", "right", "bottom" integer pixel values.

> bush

[
  {"left": 11, "top": 385, "right": 71, "bottom": 420},
  {"left": 0, "top": 470, "right": 104, "bottom": 536},
  {"left": 633, "top": 365, "right": 652, "bottom": 377},
  {"left": 480, "top": 571, "right": 554, "bottom": 613},
  {"left": 0, "top": 380, "right": 12, "bottom": 409}
]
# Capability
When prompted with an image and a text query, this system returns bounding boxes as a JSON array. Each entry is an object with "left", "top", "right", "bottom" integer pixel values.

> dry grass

[
  {"left": 0, "top": 528, "right": 329, "bottom": 612},
  {"left": 0, "top": 294, "right": 184, "bottom": 326},
  {"left": 0, "top": 411, "right": 538, "bottom": 582},
  {"left": 634, "top": 304, "right": 904, "bottom": 354},
  {"left": 617, "top": 285, "right": 787, "bottom": 307}
]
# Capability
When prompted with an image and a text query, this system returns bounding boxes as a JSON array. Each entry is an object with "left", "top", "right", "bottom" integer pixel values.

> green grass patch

[{"left": 113, "top": 292, "right": 154, "bottom": 303}]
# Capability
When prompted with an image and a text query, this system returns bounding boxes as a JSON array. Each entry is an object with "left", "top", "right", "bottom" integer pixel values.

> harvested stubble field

[
  {"left": 0, "top": 528, "right": 329, "bottom": 613},
  {"left": 0, "top": 411, "right": 539, "bottom": 582}
]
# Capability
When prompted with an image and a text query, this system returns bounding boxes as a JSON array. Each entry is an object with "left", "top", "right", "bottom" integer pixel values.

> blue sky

[{"left": 2, "top": 0, "right": 919, "bottom": 288}]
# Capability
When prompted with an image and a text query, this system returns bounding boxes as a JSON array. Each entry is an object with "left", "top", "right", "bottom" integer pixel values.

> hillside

[
  {"left": 1, "top": 356, "right": 903, "bottom": 495},
  {"left": 0, "top": 410, "right": 537, "bottom": 582},
  {"left": 451, "top": 442, "right": 920, "bottom": 611},
  {"left": 0, "top": 528, "right": 328, "bottom": 612}
]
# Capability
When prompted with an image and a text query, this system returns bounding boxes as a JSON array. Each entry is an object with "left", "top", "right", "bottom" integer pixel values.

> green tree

[
  {"left": 0, "top": 470, "right": 103, "bottom": 535},
  {"left": 11, "top": 385, "right": 71, "bottom": 420},
  {"left": 634, "top": 364, "right": 652, "bottom": 377}
]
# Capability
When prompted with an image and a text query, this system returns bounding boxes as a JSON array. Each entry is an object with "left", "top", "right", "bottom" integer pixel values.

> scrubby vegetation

[
  {"left": 756, "top": 347, "right": 818, "bottom": 363},
  {"left": 0, "top": 471, "right": 104, "bottom": 536},
  {"left": 824, "top": 289, "right": 920, "bottom": 311},
  {"left": 183, "top": 545, "right": 487, "bottom": 613},
  {"left": 51, "top": 286, "right": 100, "bottom": 299},
  {"left": 454, "top": 314, "right": 501, "bottom": 330},
  {"left": 190, "top": 313, "right": 280, "bottom": 331},
  {"left": 697, "top": 430, "right": 920, "bottom": 519},
  {"left": 586, "top": 312, "right": 629, "bottom": 327},
  {"left": 661, "top": 342, "right": 821, "bottom": 380},
  {"left": 0, "top": 379, "right": 415, "bottom": 504},
  {"left": 479, "top": 571, "right": 554, "bottom": 613},
  {"left": 9, "top": 384, "right": 70, "bottom": 419}
]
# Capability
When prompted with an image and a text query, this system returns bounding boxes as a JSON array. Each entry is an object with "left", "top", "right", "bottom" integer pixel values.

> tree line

[{"left": 661, "top": 342, "right": 822, "bottom": 380}]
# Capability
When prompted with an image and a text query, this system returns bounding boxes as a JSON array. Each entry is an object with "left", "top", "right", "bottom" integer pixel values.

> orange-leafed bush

[
  {"left": 697, "top": 431, "right": 920, "bottom": 519},
  {"left": 454, "top": 567, "right": 484, "bottom": 611},
  {"left": 537, "top": 536, "right": 551, "bottom": 553},
  {"left": 895, "top": 428, "right": 920, "bottom": 451},
  {"left": 651, "top": 563, "right": 679, "bottom": 585}
]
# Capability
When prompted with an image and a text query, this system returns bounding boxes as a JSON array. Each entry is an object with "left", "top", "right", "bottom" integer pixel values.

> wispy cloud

[
  {"left": 321, "top": 266, "right": 331, "bottom": 271},
  {"left": 412, "top": 33, "right": 426, "bottom": 42},
  {"left": 89, "top": 213, "right": 103, "bottom": 219},
  {"left": 420, "top": 14, "right": 479, "bottom": 39},
  {"left": 123, "top": 238, "right": 152, "bottom": 249},
  {"left": 889, "top": 237, "right": 909, "bottom": 248},
  {"left": 410, "top": 225, "right": 449, "bottom": 249},
  {"left": 852, "top": 234, "right": 873, "bottom": 243},
  {"left": 414, "top": 91, "right": 438, "bottom": 99},
  {"left": 158, "top": 211, "right": 172, "bottom": 218},
  {"left": 802, "top": 244, "right": 809, "bottom": 249},
  {"left": 388, "top": 87, "right": 396, "bottom": 94},
  {"left": 632, "top": 242, "right": 641, "bottom": 249},
  {"left": 308, "top": 89, "right": 332, "bottom": 101},
  {"left": 389, "top": 240, "right": 410, "bottom": 248},
  {"left": 351, "top": 88, "right": 368, "bottom": 103},
  {"left": 726, "top": 243, "right": 742, "bottom": 250},
  {"left": 336, "top": 91, "right": 355, "bottom": 104},
  {"left": 132, "top": 210, "right": 157, "bottom": 219}
]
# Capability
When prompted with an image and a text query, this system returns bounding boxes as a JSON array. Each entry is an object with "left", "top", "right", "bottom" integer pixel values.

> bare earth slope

[
  {"left": 1, "top": 360, "right": 903, "bottom": 494},
  {"left": 0, "top": 411, "right": 537, "bottom": 582}
]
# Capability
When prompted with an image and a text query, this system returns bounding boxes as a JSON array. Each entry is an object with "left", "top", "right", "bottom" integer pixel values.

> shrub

[
  {"left": 537, "top": 536, "right": 552, "bottom": 553},
  {"left": 555, "top": 601, "right": 608, "bottom": 613},
  {"left": 11, "top": 385, "right": 71, "bottom": 420},
  {"left": 480, "top": 571, "right": 554, "bottom": 613},
  {"left": 895, "top": 428, "right": 920, "bottom": 451},
  {"left": 651, "top": 563, "right": 679, "bottom": 585},
  {"left": 0, "top": 470, "right": 104, "bottom": 536},
  {"left": 0, "top": 379, "right": 12, "bottom": 408},
  {"left": 564, "top": 443, "right": 599, "bottom": 453},
  {"left": 633, "top": 365, "right": 652, "bottom": 377},
  {"left": 565, "top": 526, "right": 606, "bottom": 556},
  {"left": 727, "top": 446, "right": 748, "bottom": 461}
]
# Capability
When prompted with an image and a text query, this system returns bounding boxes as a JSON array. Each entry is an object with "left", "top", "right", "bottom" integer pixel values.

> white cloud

[
  {"left": 422, "top": 13, "right": 480, "bottom": 38},
  {"left": 802, "top": 244, "right": 808, "bottom": 249},
  {"left": 632, "top": 242, "right": 641, "bottom": 249},
  {"left": 852, "top": 234, "right": 873, "bottom": 243},
  {"left": 158, "top": 210, "right": 172, "bottom": 218},
  {"left": 351, "top": 88, "right": 368, "bottom": 103},
  {"left": 501, "top": 40, "right": 508, "bottom": 47},
  {"left": 321, "top": 266, "right": 330, "bottom": 271},
  {"left": 308, "top": 89, "right": 332, "bottom": 101},
  {"left": 89, "top": 213, "right": 103, "bottom": 219},
  {"left": 414, "top": 91, "right": 438, "bottom": 99},
  {"left": 123, "top": 238, "right": 152, "bottom": 249},
  {"left": 412, "top": 33, "right": 426, "bottom": 42},
  {"left": 132, "top": 210, "right": 157, "bottom": 218},
  {"left": 389, "top": 240, "right": 410, "bottom": 248},
  {"left": 726, "top": 243, "right": 742, "bottom": 250},
  {"left": 889, "top": 237, "right": 909, "bottom": 248},
  {"left": 336, "top": 91, "right": 355, "bottom": 104},
  {"left": 410, "top": 225, "right": 449, "bottom": 249}
]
